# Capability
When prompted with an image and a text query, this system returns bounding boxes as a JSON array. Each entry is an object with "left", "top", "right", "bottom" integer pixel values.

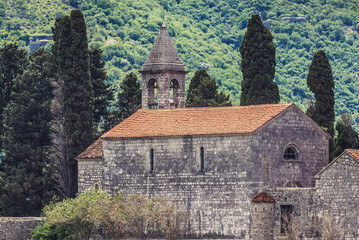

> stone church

[{"left": 76, "top": 23, "right": 359, "bottom": 239}]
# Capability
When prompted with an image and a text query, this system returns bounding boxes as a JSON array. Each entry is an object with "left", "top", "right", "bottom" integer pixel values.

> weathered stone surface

[
  {"left": 0, "top": 217, "right": 43, "bottom": 240},
  {"left": 77, "top": 107, "right": 329, "bottom": 239}
]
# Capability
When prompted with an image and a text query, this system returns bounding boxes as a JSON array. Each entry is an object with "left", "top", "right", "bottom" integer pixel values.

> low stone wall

[{"left": 0, "top": 217, "right": 43, "bottom": 240}]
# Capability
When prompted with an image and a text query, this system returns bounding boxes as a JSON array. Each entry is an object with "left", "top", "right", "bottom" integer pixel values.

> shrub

[{"left": 31, "top": 223, "right": 72, "bottom": 240}]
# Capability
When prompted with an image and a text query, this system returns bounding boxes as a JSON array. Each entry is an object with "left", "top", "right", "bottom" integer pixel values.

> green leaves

[
  {"left": 40, "top": 189, "right": 188, "bottom": 240},
  {"left": 239, "top": 14, "right": 280, "bottom": 106},
  {"left": 186, "top": 69, "right": 231, "bottom": 107}
]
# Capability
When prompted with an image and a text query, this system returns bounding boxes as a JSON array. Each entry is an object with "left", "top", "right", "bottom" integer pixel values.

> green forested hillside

[{"left": 1, "top": 0, "right": 359, "bottom": 128}]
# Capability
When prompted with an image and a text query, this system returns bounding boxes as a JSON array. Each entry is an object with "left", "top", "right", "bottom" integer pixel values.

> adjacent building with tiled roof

[{"left": 76, "top": 21, "right": 359, "bottom": 239}]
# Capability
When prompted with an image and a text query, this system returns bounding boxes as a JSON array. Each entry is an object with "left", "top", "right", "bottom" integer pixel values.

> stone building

[{"left": 76, "top": 23, "right": 359, "bottom": 239}]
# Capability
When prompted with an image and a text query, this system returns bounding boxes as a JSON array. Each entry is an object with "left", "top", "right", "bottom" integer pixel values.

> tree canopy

[
  {"left": 186, "top": 69, "right": 231, "bottom": 107},
  {"left": 239, "top": 14, "right": 279, "bottom": 106}
]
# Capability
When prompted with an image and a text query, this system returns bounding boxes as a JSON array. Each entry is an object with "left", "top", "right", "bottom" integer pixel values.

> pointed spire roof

[{"left": 141, "top": 22, "right": 186, "bottom": 72}]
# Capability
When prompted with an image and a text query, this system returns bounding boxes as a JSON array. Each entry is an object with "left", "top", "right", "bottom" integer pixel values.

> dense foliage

[
  {"left": 51, "top": 10, "right": 95, "bottom": 197},
  {"left": 239, "top": 14, "right": 279, "bottom": 105},
  {"left": 3, "top": 0, "right": 359, "bottom": 129},
  {"left": 334, "top": 113, "right": 359, "bottom": 158},
  {"left": 0, "top": 48, "right": 53, "bottom": 216},
  {"left": 90, "top": 45, "right": 114, "bottom": 135},
  {"left": 186, "top": 69, "right": 231, "bottom": 107},
  {"left": 111, "top": 72, "right": 141, "bottom": 127},
  {"left": 35, "top": 188, "right": 188, "bottom": 240},
  {"left": 307, "top": 50, "right": 335, "bottom": 137}
]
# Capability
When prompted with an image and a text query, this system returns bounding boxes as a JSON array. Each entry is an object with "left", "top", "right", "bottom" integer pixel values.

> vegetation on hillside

[{"left": 2, "top": 0, "right": 359, "bottom": 129}]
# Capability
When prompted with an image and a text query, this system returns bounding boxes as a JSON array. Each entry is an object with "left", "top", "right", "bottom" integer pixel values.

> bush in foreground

[{"left": 32, "top": 188, "right": 188, "bottom": 240}]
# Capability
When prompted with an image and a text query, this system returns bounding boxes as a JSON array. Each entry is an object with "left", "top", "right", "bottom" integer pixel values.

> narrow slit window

[
  {"left": 150, "top": 148, "right": 154, "bottom": 173},
  {"left": 283, "top": 147, "right": 298, "bottom": 160},
  {"left": 200, "top": 147, "right": 204, "bottom": 172}
]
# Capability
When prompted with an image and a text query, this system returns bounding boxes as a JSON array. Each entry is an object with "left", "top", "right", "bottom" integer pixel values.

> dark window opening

[
  {"left": 283, "top": 147, "right": 298, "bottom": 160},
  {"left": 281, "top": 205, "right": 293, "bottom": 234},
  {"left": 170, "top": 79, "right": 179, "bottom": 108},
  {"left": 94, "top": 184, "right": 99, "bottom": 192},
  {"left": 148, "top": 79, "right": 158, "bottom": 108},
  {"left": 150, "top": 148, "right": 154, "bottom": 173},
  {"left": 200, "top": 147, "right": 204, "bottom": 172}
]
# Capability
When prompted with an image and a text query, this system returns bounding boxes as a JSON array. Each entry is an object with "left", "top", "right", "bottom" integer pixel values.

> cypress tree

[
  {"left": 111, "top": 72, "right": 141, "bottom": 126},
  {"left": 51, "top": 10, "right": 94, "bottom": 197},
  {"left": 65, "top": 10, "right": 94, "bottom": 196},
  {"left": 333, "top": 112, "right": 359, "bottom": 158},
  {"left": 306, "top": 50, "right": 335, "bottom": 137},
  {"left": 0, "top": 48, "right": 53, "bottom": 216},
  {"left": 89, "top": 45, "right": 114, "bottom": 135},
  {"left": 0, "top": 43, "right": 28, "bottom": 149},
  {"left": 186, "top": 70, "right": 231, "bottom": 107},
  {"left": 239, "top": 14, "right": 279, "bottom": 106}
]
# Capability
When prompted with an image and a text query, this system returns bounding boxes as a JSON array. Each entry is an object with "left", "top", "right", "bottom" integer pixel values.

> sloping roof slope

[
  {"left": 141, "top": 22, "right": 185, "bottom": 72},
  {"left": 102, "top": 103, "right": 293, "bottom": 139},
  {"left": 346, "top": 149, "right": 359, "bottom": 161},
  {"left": 252, "top": 192, "right": 275, "bottom": 203},
  {"left": 75, "top": 138, "right": 102, "bottom": 160},
  {"left": 315, "top": 149, "right": 359, "bottom": 177}
]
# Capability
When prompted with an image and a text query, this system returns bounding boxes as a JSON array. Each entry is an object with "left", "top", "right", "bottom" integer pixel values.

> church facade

[{"left": 76, "top": 23, "right": 359, "bottom": 239}]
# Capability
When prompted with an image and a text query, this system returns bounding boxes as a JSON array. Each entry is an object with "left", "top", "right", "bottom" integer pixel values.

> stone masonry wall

[
  {"left": 315, "top": 152, "right": 359, "bottom": 239},
  {"left": 0, "top": 217, "right": 43, "bottom": 240},
  {"left": 78, "top": 159, "right": 103, "bottom": 193},
  {"left": 142, "top": 71, "right": 186, "bottom": 109},
  {"left": 250, "top": 202, "right": 275, "bottom": 239},
  {"left": 253, "top": 107, "right": 329, "bottom": 187},
  {"left": 266, "top": 187, "right": 317, "bottom": 239},
  {"left": 102, "top": 134, "right": 260, "bottom": 238}
]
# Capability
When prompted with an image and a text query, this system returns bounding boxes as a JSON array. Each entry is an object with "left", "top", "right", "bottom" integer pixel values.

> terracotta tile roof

[
  {"left": 75, "top": 138, "right": 102, "bottom": 160},
  {"left": 252, "top": 192, "right": 275, "bottom": 203},
  {"left": 345, "top": 149, "right": 359, "bottom": 161},
  {"left": 102, "top": 103, "right": 293, "bottom": 139}
]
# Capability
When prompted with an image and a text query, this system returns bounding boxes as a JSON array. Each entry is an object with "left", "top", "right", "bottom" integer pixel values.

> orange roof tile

[
  {"left": 102, "top": 103, "right": 293, "bottom": 139},
  {"left": 346, "top": 149, "right": 359, "bottom": 161},
  {"left": 75, "top": 138, "right": 102, "bottom": 160},
  {"left": 252, "top": 192, "right": 275, "bottom": 203}
]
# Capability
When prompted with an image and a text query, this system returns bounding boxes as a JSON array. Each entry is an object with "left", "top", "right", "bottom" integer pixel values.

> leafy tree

[
  {"left": 333, "top": 112, "right": 359, "bottom": 158},
  {"left": 186, "top": 69, "right": 231, "bottom": 107},
  {"left": 111, "top": 72, "right": 141, "bottom": 127},
  {"left": 0, "top": 48, "right": 54, "bottom": 216},
  {"left": 89, "top": 45, "right": 114, "bottom": 135},
  {"left": 306, "top": 50, "right": 335, "bottom": 137},
  {"left": 239, "top": 14, "right": 280, "bottom": 106},
  {"left": 0, "top": 42, "right": 28, "bottom": 149}
]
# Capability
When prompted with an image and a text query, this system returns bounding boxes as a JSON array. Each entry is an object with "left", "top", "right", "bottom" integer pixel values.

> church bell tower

[{"left": 140, "top": 22, "right": 187, "bottom": 109}]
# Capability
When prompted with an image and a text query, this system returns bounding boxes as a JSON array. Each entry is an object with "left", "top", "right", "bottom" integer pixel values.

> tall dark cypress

[
  {"left": 307, "top": 50, "right": 335, "bottom": 137},
  {"left": 65, "top": 10, "right": 94, "bottom": 196},
  {"left": 51, "top": 10, "right": 94, "bottom": 197},
  {"left": 0, "top": 48, "right": 53, "bottom": 216},
  {"left": 239, "top": 14, "right": 279, "bottom": 106},
  {"left": 90, "top": 45, "right": 114, "bottom": 135}
]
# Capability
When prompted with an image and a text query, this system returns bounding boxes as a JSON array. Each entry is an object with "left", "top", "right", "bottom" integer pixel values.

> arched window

[
  {"left": 170, "top": 79, "right": 179, "bottom": 108},
  {"left": 150, "top": 148, "right": 154, "bottom": 173},
  {"left": 283, "top": 147, "right": 298, "bottom": 160},
  {"left": 148, "top": 79, "right": 158, "bottom": 108},
  {"left": 200, "top": 147, "right": 204, "bottom": 172},
  {"left": 94, "top": 184, "right": 99, "bottom": 192}
]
